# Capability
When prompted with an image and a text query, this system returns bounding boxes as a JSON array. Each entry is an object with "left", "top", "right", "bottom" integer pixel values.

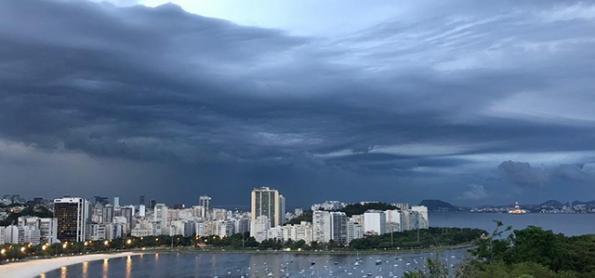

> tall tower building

[
  {"left": 250, "top": 187, "right": 285, "bottom": 228},
  {"left": 113, "top": 197, "right": 120, "bottom": 208},
  {"left": 198, "top": 196, "right": 212, "bottom": 219},
  {"left": 153, "top": 203, "right": 168, "bottom": 235},
  {"left": 53, "top": 197, "right": 89, "bottom": 242},
  {"left": 102, "top": 204, "right": 114, "bottom": 224},
  {"left": 312, "top": 210, "right": 331, "bottom": 243},
  {"left": 330, "top": 211, "right": 348, "bottom": 245}
]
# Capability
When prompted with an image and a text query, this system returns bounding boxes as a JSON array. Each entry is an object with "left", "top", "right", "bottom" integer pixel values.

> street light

[
  {"left": 126, "top": 239, "right": 132, "bottom": 245},
  {"left": 104, "top": 240, "right": 109, "bottom": 246},
  {"left": 63, "top": 242, "right": 68, "bottom": 249},
  {"left": 42, "top": 244, "right": 48, "bottom": 251},
  {"left": 20, "top": 247, "right": 26, "bottom": 253},
  {"left": 1, "top": 248, "right": 6, "bottom": 255}
]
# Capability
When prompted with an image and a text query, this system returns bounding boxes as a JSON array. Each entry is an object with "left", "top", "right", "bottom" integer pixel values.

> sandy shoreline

[{"left": 0, "top": 252, "right": 140, "bottom": 278}]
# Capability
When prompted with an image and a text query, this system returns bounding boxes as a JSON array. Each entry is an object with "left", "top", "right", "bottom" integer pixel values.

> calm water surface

[
  {"left": 40, "top": 250, "right": 466, "bottom": 278},
  {"left": 430, "top": 212, "right": 595, "bottom": 235}
]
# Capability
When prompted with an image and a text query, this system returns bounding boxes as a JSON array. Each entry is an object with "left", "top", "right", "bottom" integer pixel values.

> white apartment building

[
  {"left": 251, "top": 187, "right": 285, "bottom": 228},
  {"left": 346, "top": 218, "right": 364, "bottom": 243},
  {"left": 250, "top": 215, "right": 270, "bottom": 242},
  {"left": 385, "top": 209, "right": 402, "bottom": 233},
  {"left": 312, "top": 210, "right": 331, "bottom": 243},
  {"left": 363, "top": 210, "right": 386, "bottom": 236}
]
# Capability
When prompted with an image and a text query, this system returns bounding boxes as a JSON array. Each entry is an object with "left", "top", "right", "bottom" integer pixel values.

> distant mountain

[
  {"left": 420, "top": 199, "right": 462, "bottom": 212},
  {"left": 539, "top": 200, "right": 564, "bottom": 209},
  {"left": 572, "top": 200, "right": 595, "bottom": 206}
]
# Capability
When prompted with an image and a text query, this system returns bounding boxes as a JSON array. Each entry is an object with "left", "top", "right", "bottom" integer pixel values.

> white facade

[
  {"left": 3, "top": 225, "right": 19, "bottom": 244},
  {"left": 153, "top": 203, "right": 168, "bottom": 235},
  {"left": 346, "top": 218, "right": 364, "bottom": 243},
  {"left": 385, "top": 209, "right": 402, "bottom": 233},
  {"left": 312, "top": 210, "right": 331, "bottom": 243},
  {"left": 295, "top": 222, "right": 313, "bottom": 243},
  {"left": 267, "top": 226, "right": 283, "bottom": 241},
  {"left": 199, "top": 196, "right": 211, "bottom": 219},
  {"left": 251, "top": 187, "right": 285, "bottom": 228},
  {"left": 131, "top": 219, "right": 153, "bottom": 237},
  {"left": 90, "top": 224, "right": 107, "bottom": 240},
  {"left": 279, "top": 221, "right": 313, "bottom": 243},
  {"left": 400, "top": 210, "right": 412, "bottom": 231},
  {"left": 138, "top": 204, "right": 146, "bottom": 218},
  {"left": 363, "top": 210, "right": 386, "bottom": 235},
  {"left": 250, "top": 215, "right": 270, "bottom": 242}
]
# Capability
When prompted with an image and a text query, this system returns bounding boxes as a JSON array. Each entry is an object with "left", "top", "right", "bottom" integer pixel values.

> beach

[{"left": 0, "top": 252, "right": 140, "bottom": 278}]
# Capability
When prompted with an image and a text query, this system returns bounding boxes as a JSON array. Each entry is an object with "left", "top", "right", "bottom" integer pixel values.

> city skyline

[
  {"left": 1, "top": 187, "right": 430, "bottom": 248},
  {"left": 2, "top": 1, "right": 595, "bottom": 206}
]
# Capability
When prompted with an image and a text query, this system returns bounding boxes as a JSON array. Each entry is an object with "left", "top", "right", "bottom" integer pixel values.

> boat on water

[{"left": 508, "top": 201, "right": 528, "bottom": 214}]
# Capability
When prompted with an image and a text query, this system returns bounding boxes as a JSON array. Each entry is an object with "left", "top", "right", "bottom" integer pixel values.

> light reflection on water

[
  {"left": 125, "top": 256, "right": 132, "bottom": 278},
  {"left": 60, "top": 266, "right": 67, "bottom": 278},
  {"left": 81, "top": 261, "right": 88, "bottom": 278},
  {"left": 102, "top": 258, "right": 108, "bottom": 278},
  {"left": 39, "top": 249, "right": 467, "bottom": 278}
]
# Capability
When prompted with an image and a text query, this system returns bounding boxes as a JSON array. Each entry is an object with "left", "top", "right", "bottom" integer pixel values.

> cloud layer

[{"left": 1, "top": 0, "right": 595, "bottom": 206}]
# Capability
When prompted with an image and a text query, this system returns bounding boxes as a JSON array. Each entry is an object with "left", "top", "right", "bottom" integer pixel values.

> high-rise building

[
  {"left": 330, "top": 211, "right": 348, "bottom": 245},
  {"left": 385, "top": 209, "right": 402, "bottom": 233},
  {"left": 139, "top": 195, "right": 145, "bottom": 206},
  {"left": 120, "top": 206, "right": 134, "bottom": 229},
  {"left": 411, "top": 206, "right": 429, "bottom": 229},
  {"left": 39, "top": 218, "right": 58, "bottom": 243},
  {"left": 363, "top": 210, "right": 386, "bottom": 236},
  {"left": 153, "top": 203, "right": 168, "bottom": 235},
  {"left": 198, "top": 196, "right": 211, "bottom": 219},
  {"left": 279, "top": 195, "right": 286, "bottom": 224},
  {"left": 400, "top": 210, "right": 412, "bottom": 231},
  {"left": 102, "top": 204, "right": 114, "bottom": 224},
  {"left": 251, "top": 187, "right": 285, "bottom": 228},
  {"left": 346, "top": 218, "right": 364, "bottom": 243},
  {"left": 91, "top": 203, "right": 104, "bottom": 224},
  {"left": 138, "top": 204, "right": 146, "bottom": 218},
  {"left": 312, "top": 210, "right": 331, "bottom": 243},
  {"left": 113, "top": 197, "right": 120, "bottom": 208},
  {"left": 54, "top": 197, "right": 89, "bottom": 242}
]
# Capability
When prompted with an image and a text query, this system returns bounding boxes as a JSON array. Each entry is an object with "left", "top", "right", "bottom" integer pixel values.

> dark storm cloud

[
  {"left": 498, "top": 161, "right": 547, "bottom": 188},
  {"left": 1, "top": 0, "right": 595, "bottom": 205}
]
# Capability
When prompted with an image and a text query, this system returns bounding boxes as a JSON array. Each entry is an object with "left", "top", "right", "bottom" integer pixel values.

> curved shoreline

[
  {"left": 0, "top": 252, "right": 141, "bottom": 278},
  {"left": 0, "top": 244, "right": 473, "bottom": 277}
]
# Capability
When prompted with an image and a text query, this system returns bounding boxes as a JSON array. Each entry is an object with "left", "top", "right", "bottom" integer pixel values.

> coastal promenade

[{"left": 0, "top": 252, "right": 140, "bottom": 278}]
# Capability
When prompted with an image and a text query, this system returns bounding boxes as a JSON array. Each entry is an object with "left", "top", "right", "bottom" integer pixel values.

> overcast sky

[{"left": 1, "top": 0, "right": 595, "bottom": 208}]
